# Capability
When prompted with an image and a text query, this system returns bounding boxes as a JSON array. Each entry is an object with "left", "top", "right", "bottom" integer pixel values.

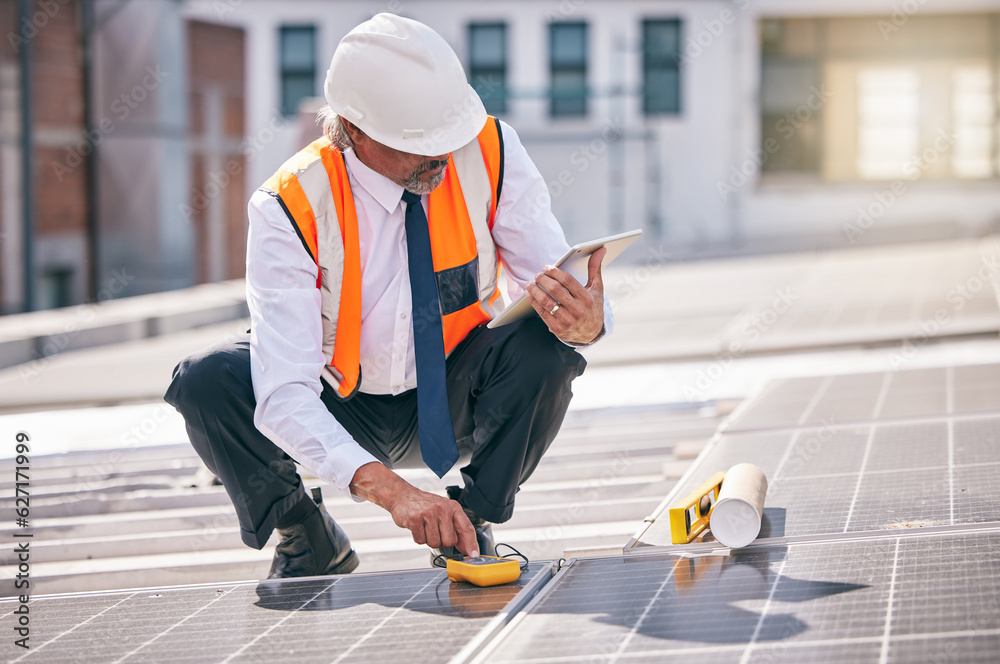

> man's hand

[
  {"left": 349, "top": 462, "right": 480, "bottom": 556},
  {"left": 526, "top": 246, "right": 606, "bottom": 345}
]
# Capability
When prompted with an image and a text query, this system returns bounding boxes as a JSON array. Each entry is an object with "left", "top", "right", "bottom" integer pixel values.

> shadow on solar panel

[
  {"left": 254, "top": 575, "right": 522, "bottom": 618},
  {"left": 250, "top": 574, "right": 526, "bottom": 620},
  {"left": 522, "top": 550, "right": 867, "bottom": 646},
  {"left": 670, "top": 558, "right": 866, "bottom": 644}
]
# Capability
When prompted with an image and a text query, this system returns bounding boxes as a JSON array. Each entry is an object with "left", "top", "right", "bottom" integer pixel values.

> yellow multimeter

[{"left": 446, "top": 555, "right": 522, "bottom": 587}]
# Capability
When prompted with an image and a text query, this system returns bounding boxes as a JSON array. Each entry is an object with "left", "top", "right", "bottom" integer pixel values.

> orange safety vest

[{"left": 261, "top": 117, "right": 505, "bottom": 400}]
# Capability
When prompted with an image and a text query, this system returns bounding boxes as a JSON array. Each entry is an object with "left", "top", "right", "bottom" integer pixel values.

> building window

[
  {"left": 761, "top": 15, "right": 1000, "bottom": 181},
  {"left": 549, "top": 22, "right": 587, "bottom": 117},
  {"left": 642, "top": 19, "right": 682, "bottom": 114},
  {"left": 38, "top": 267, "right": 73, "bottom": 310},
  {"left": 952, "top": 66, "right": 995, "bottom": 178},
  {"left": 856, "top": 67, "right": 920, "bottom": 180},
  {"left": 279, "top": 25, "right": 316, "bottom": 117},
  {"left": 469, "top": 23, "right": 507, "bottom": 115},
  {"left": 760, "top": 19, "right": 822, "bottom": 174}
]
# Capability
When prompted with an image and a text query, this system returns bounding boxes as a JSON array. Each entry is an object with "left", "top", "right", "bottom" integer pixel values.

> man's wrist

[
  {"left": 349, "top": 461, "right": 404, "bottom": 509},
  {"left": 564, "top": 323, "right": 606, "bottom": 347}
]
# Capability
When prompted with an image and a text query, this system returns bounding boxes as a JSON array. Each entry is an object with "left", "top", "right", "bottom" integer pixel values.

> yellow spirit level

[
  {"left": 668, "top": 471, "right": 725, "bottom": 544},
  {"left": 446, "top": 555, "right": 522, "bottom": 587}
]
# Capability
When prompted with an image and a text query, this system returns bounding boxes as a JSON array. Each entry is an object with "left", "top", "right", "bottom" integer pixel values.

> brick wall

[
  {"left": 32, "top": 0, "right": 86, "bottom": 236},
  {"left": 187, "top": 20, "right": 246, "bottom": 283},
  {"left": 0, "top": 0, "right": 88, "bottom": 311}
]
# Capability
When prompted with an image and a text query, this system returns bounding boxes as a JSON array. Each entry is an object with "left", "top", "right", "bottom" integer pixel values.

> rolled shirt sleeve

[{"left": 246, "top": 189, "right": 380, "bottom": 500}]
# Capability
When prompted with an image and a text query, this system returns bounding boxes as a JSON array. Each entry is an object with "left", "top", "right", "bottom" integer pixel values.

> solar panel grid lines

[
  {"left": 604, "top": 361, "right": 1000, "bottom": 662},
  {"left": 8, "top": 592, "right": 139, "bottom": 664},
  {"left": 735, "top": 556, "right": 790, "bottom": 664},
  {"left": 714, "top": 375, "right": 828, "bottom": 438},
  {"left": 474, "top": 529, "right": 1000, "bottom": 664},
  {"left": 0, "top": 565, "right": 552, "bottom": 664},
  {"left": 842, "top": 419, "right": 887, "bottom": 534},
  {"left": 876, "top": 540, "right": 901, "bottom": 664},
  {"left": 946, "top": 366, "right": 957, "bottom": 527},
  {"left": 605, "top": 556, "right": 678, "bottom": 663},
  {"left": 113, "top": 584, "right": 242, "bottom": 664},
  {"left": 632, "top": 360, "right": 1000, "bottom": 549},
  {"left": 325, "top": 575, "right": 440, "bottom": 664},
  {"left": 625, "top": 372, "right": 845, "bottom": 554},
  {"left": 221, "top": 579, "right": 341, "bottom": 664},
  {"left": 635, "top": 416, "right": 1000, "bottom": 548},
  {"left": 722, "top": 363, "right": 1000, "bottom": 434}
]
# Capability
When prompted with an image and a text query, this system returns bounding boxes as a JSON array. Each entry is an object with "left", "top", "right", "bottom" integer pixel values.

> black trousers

[{"left": 164, "top": 317, "right": 586, "bottom": 549}]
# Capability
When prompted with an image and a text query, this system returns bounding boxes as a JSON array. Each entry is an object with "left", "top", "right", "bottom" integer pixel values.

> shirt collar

[{"left": 342, "top": 148, "right": 406, "bottom": 214}]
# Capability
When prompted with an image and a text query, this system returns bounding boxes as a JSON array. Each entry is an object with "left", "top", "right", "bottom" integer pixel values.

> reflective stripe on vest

[{"left": 261, "top": 117, "right": 504, "bottom": 399}]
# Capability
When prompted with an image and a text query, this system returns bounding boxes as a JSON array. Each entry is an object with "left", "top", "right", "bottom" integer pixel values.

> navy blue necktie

[{"left": 402, "top": 190, "right": 459, "bottom": 477}]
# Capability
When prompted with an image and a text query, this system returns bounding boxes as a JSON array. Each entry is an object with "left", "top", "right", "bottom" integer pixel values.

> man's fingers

[
  {"left": 409, "top": 520, "right": 427, "bottom": 546},
  {"left": 423, "top": 514, "right": 446, "bottom": 549},
  {"left": 526, "top": 282, "right": 563, "bottom": 316},
  {"left": 538, "top": 266, "right": 586, "bottom": 300},
  {"left": 529, "top": 248, "right": 606, "bottom": 345},
  {"left": 586, "top": 247, "right": 607, "bottom": 290},
  {"left": 534, "top": 273, "right": 573, "bottom": 304},
  {"left": 454, "top": 511, "right": 480, "bottom": 558}
]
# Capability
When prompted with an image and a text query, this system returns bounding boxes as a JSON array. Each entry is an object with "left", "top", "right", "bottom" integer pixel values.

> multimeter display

[{"left": 459, "top": 556, "right": 504, "bottom": 565}]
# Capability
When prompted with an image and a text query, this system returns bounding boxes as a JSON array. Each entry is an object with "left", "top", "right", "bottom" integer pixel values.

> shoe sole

[{"left": 326, "top": 548, "right": 360, "bottom": 575}]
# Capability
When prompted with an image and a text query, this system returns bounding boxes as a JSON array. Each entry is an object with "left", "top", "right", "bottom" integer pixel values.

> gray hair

[{"left": 317, "top": 105, "right": 354, "bottom": 150}]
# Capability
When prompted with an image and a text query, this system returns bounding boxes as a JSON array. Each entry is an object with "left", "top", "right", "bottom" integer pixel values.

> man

[{"left": 165, "top": 13, "right": 611, "bottom": 578}]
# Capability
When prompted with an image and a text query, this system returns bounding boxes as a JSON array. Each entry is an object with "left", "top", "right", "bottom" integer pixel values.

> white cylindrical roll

[{"left": 710, "top": 463, "right": 768, "bottom": 548}]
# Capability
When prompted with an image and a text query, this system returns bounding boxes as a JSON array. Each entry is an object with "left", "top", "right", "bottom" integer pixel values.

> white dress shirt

[{"left": 246, "top": 121, "right": 614, "bottom": 499}]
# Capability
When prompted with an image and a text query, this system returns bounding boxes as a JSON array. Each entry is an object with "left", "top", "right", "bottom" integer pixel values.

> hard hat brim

[{"left": 366, "top": 85, "right": 489, "bottom": 157}]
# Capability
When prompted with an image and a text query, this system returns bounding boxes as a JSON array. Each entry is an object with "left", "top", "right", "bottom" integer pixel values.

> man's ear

[{"left": 342, "top": 119, "right": 363, "bottom": 145}]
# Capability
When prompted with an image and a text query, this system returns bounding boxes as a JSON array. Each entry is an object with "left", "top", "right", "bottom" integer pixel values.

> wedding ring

[{"left": 550, "top": 304, "right": 560, "bottom": 316}]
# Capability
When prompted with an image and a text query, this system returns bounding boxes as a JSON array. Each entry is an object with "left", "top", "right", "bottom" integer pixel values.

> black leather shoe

[
  {"left": 430, "top": 486, "right": 496, "bottom": 568},
  {"left": 267, "top": 500, "right": 359, "bottom": 579}
]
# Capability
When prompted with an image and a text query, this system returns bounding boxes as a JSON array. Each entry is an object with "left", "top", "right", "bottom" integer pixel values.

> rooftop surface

[{"left": 2, "top": 238, "right": 1000, "bottom": 662}]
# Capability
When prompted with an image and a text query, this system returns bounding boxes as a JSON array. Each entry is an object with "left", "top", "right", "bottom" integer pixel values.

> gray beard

[{"left": 402, "top": 163, "right": 447, "bottom": 195}]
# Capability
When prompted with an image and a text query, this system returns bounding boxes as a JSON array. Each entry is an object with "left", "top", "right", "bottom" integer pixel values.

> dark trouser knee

[
  {"left": 453, "top": 318, "right": 586, "bottom": 524},
  {"left": 164, "top": 338, "right": 304, "bottom": 549}
]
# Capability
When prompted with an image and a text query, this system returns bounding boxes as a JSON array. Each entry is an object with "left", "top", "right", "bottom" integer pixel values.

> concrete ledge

[{"left": 0, "top": 280, "right": 248, "bottom": 370}]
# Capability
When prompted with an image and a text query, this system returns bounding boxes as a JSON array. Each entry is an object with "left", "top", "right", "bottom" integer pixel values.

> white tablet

[{"left": 487, "top": 229, "right": 643, "bottom": 328}]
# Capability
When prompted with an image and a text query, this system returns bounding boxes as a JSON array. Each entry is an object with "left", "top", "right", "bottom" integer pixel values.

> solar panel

[
  {"left": 1, "top": 565, "right": 552, "bottom": 664},
  {"left": 475, "top": 528, "right": 1000, "bottom": 663},
  {"left": 722, "top": 364, "right": 1000, "bottom": 433},
  {"left": 6, "top": 355, "right": 999, "bottom": 662},
  {"left": 633, "top": 413, "right": 1000, "bottom": 547},
  {"left": 609, "top": 360, "right": 1000, "bottom": 663}
]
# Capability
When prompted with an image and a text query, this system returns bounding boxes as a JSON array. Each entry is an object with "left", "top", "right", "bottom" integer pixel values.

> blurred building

[
  {"left": 0, "top": 0, "right": 246, "bottom": 314},
  {"left": 186, "top": 0, "right": 1000, "bottom": 254},
  {"left": 2, "top": 0, "right": 91, "bottom": 313},
  {"left": 2, "top": 0, "right": 1000, "bottom": 313}
]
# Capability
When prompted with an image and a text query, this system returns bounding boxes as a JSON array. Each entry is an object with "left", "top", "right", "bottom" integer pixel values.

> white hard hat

[{"left": 324, "top": 13, "right": 488, "bottom": 156}]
